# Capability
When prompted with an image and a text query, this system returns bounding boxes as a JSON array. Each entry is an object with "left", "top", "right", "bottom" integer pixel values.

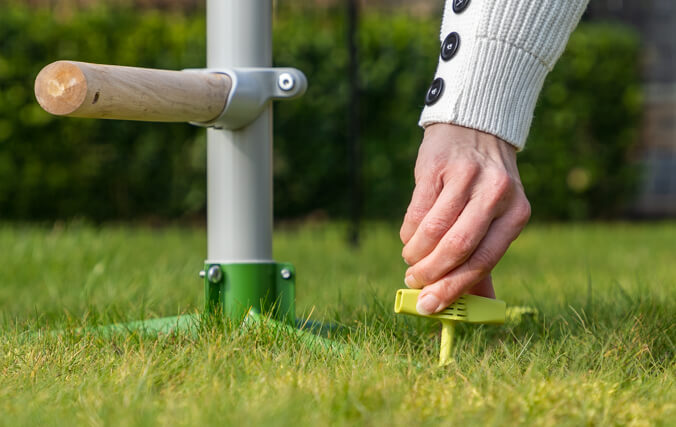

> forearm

[{"left": 420, "top": 0, "right": 589, "bottom": 150}]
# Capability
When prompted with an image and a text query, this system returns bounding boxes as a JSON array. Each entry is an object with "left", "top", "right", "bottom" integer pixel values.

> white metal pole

[{"left": 206, "top": 0, "right": 273, "bottom": 262}]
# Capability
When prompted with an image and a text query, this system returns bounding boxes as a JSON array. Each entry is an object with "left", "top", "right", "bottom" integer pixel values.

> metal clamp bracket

[{"left": 184, "top": 67, "right": 307, "bottom": 130}]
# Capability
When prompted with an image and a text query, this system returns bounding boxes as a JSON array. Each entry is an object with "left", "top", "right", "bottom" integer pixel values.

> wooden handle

[{"left": 34, "top": 61, "right": 230, "bottom": 123}]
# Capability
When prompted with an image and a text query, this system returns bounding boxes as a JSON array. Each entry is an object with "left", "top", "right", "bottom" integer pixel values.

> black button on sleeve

[
  {"left": 452, "top": 0, "right": 471, "bottom": 13},
  {"left": 440, "top": 32, "right": 460, "bottom": 61},
  {"left": 425, "top": 78, "right": 445, "bottom": 106}
]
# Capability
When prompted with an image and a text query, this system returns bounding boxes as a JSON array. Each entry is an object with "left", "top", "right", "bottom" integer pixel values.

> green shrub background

[{"left": 0, "top": 4, "right": 642, "bottom": 221}]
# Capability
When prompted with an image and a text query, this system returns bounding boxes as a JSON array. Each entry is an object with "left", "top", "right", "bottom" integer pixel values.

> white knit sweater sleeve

[{"left": 419, "top": 0, "right": 589, "bottom": 150}]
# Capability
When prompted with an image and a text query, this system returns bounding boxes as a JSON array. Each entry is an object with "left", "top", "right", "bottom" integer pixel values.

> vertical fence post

[
  {"left": 204, "top": 0, "right": 296, "bottom": 323},
  {"left": 206, "top": 0, "right": 273, "bottom": 262}
]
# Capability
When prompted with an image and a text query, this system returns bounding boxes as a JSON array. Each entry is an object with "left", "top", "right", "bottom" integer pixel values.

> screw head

[
  {"left": 207, "top": 265, "right": 223, "bottom": 283},
  {"left": 280, "top": 268, "right": 292, "bottom": 280},
  {"left": 278, "top": 72, "right": 295, "bottom": 91}
]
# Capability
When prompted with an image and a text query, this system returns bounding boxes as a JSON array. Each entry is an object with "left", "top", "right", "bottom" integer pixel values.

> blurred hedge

[
  {"left": 0, "top": 4, "right": 641, "bottom": 221},
  {"left": 523, "top": 24, "right": 643, "bottom": 219}
]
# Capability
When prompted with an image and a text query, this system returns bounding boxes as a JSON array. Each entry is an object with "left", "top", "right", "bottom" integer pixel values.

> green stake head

[{"left": 394, "top": 289, "right": 506, "bottom": 366}]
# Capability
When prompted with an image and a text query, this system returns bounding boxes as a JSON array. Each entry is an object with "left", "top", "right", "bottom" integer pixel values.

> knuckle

[
  {"left": 415, "top": 167, "right": 441, "bottom": 187},
  {"left": 429, "top": 156, "right": 448, "bottom": 176},
  {"left": 442, "top": 161, "right": 480, "bottom": 185},
  {"left": 464, "top": 161, "right": 482, "bottom": 179},
  {"left": 467, "top": 249, "right": 494, "bottom": 276},
  {"left": 513, "top": 198, "right": 532, "bottom": 227},
  {"left": 445, "top": 231, "right": 474, "bottom": 258},
  {"left": 404, "top": 205, "right": 427, "bottom": 225},
  {"left": 491, "top": 171, "right": 513, "bottom": 197},
  {"left": 421, "top": 217, "right": 451, "bottom": 240},
  {"left": 415, "top": 267, "right": 439, "bottom": 285},
  {"left": 482, "top": 171, "right": 515, "bottom": 208}
]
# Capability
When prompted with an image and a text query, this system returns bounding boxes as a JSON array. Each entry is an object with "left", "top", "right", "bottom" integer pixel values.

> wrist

[
  {"left": 421, "top": 123, "right": 521, "bottom": 184},
  {"left": 424, "top": 122, "right": 517, "bottom": 159}
]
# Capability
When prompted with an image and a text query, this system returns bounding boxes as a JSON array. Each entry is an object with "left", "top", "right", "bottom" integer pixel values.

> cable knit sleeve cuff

[{"left": 419, "top": 0, "right": 589, "bottom": 151}]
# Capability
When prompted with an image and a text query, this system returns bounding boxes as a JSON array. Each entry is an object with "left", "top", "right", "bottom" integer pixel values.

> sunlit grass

[{"left": 0, "top": 221, "right": 674, "bottom": 425}]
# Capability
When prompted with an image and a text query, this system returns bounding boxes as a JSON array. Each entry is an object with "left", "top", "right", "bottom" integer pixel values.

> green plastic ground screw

[{"left": 394, "top": 289, "right": 506, "bottom": 366}]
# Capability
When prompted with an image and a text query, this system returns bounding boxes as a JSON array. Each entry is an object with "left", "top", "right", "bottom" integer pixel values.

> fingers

[
  {"left": 401, "top": 165, "right": 476, "bottom": 266},
  {"left": 404, "top": 197, "right": 496, "bottom": 287},
  {"left": 415, "top": 205, "right": 529, "bottom": 315},
  {"left": 404, "top": 169, "right": 522, "bottom": 288},
  {"left": 399, "top": 176, "right": 442, "bottom": 246}
]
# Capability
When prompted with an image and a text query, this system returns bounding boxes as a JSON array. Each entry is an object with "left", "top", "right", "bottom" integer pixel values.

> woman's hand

[{"left": 400, "top": 123, "right": 531, "bottom": 314}]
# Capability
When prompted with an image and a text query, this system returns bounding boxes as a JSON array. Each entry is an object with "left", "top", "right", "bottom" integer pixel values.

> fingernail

[
  {"left": 403, "top": 257, "right": 409, "bottom": 266},
  {"left": 416, "top": 293, "right": 441, "bottom": 315},
  {"left": 404, "top": 275, "right": 417, "bottom": 288}
]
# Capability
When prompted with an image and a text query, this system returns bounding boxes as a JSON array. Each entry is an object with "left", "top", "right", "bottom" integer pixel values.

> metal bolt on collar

[
  {"left": 277, "top": 72, "right": 295, "bottom": 91},
  {"left": 207, "top": 265, "right": 223, "bottom": 283},
  {"left": 280, "top": 268, "right": 292, "bottom": 280}
]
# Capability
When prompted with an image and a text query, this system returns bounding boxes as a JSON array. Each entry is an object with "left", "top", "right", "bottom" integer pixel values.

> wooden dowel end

[
  {"left": 35, "top": 61, "right": 89, "bottom": 116},
  {"left": 34, "top": 60, "right": 230, "bottom": 123}
]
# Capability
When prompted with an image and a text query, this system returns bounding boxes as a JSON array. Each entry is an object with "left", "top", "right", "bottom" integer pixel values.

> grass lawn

[{"left": 0, "top": 221, "right": 674, "bottom": 425}]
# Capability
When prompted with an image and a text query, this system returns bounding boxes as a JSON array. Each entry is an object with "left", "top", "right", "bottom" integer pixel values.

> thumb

[{"left": 416, "top": 274, "right": 495, "bottom": 315}]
